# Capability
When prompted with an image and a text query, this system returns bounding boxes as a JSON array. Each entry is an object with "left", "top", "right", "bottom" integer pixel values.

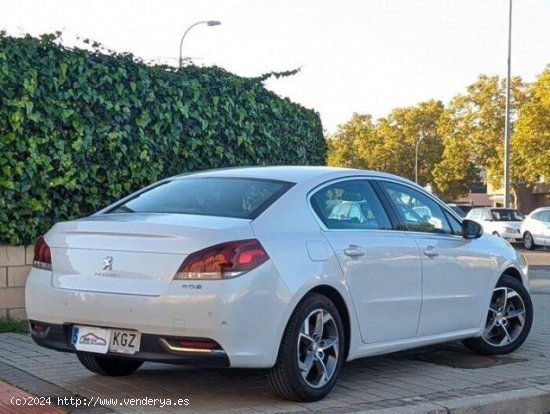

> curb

[
  {"left": 438, "top": 384, "right": 550, "bottom": 414},
  {"left": 358, "top": 385, "right": 550, "bottom": 414}
]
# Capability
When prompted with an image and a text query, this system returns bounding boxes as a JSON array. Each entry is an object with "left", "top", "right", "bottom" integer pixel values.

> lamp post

[
  {"left": 503, "top": 0, "right": 513, "bottom": 208},
  {"left": 415, "top": 132, "right": 425, "bottom": 184},
  {"left": 179, "top": 20, "right": 221, "bottom": 68}
]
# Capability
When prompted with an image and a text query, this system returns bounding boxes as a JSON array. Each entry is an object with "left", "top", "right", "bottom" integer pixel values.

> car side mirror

[{"left": 462, "top": 219, "right": 483, "bottom": 239}]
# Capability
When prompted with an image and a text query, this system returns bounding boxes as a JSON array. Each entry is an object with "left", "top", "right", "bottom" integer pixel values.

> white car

[
  {"left": 465, "top": 207, "right": 524, "bottom": 243},
  {"left": 521, "top": 207, "right": 550, "bottom": 250},
  {"left": 26, "top": 167, "right": 533, "bottom": 401}
]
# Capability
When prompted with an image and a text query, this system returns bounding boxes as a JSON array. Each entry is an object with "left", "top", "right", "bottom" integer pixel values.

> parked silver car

[{"left": 521, "top": 207, "right": 550, "bottom": 250}]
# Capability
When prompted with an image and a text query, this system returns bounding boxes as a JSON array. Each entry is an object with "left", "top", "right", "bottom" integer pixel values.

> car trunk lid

[{"left": 46, "top": 213, "right": 254, "bottom": 295}]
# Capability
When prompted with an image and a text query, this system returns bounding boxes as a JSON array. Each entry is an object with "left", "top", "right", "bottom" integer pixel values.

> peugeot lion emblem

[{"left": 102, "top": 256, "right": 114, "bottom": 271}]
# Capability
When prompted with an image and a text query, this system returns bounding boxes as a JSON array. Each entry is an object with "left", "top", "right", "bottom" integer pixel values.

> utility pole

[
  {"left": 415, "top": 132, "right": 425, "bottom": 184},
  {"left": 503, "top": 0, "right": 513, "bottom": 207}
]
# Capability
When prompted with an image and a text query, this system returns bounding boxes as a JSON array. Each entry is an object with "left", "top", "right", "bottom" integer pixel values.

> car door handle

[
  {"left": 344, "top": 245, "right": 366, "bottom": 258},
  {"left": 423, "top": 246, "right": 440, "bottom": 257}
]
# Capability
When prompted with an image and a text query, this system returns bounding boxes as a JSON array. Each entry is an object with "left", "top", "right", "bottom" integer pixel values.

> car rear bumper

[
  {"left": 25, "top": 264, "right": 291, "bottom": 368},
  {"left": 29, "top": 321, "right": 230, "bottom": 366}
]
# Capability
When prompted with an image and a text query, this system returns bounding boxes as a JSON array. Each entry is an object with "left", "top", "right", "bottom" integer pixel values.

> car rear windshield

[
  {"left": 490, "top": 209, "right": 524, "bottom": 222},
  {"left": 108, "top": 177, "right": 293, "bottom": 219}
]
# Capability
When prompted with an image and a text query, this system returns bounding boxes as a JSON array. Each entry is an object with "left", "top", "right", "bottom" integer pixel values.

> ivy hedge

[{"left": 0, "top": 33, "right": 325, "bottom": 245}]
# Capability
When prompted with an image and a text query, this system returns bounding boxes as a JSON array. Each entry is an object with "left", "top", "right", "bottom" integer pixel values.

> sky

[{"left": 1, "top": 0, "right": 549, "bottom": 133}]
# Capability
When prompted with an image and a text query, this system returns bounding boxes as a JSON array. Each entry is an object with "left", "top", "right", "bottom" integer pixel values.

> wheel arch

[
  {"left": 501, "top": 266, "right": 523, "bottom": 285},
  {"left": 465, "top": 264, "right": 534, "bottom": 355},
  {"left": 307, "top": 285, "right": 352, "bottom": 360}
]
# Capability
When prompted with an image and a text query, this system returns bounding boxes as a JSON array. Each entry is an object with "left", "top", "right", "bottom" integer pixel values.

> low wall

[{"left": 0, "top": 245, "right": 33, "bottom": 320}]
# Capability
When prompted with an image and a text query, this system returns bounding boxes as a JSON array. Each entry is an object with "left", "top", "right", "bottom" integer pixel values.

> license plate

[
  {"left": 109, "top": 329, "right": 141, "bottom": 354},
  {"left": 71, "top": 326, "right": 141, "bottom": 355}
]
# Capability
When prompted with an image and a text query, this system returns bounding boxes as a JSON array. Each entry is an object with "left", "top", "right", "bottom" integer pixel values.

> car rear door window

[
  {"left": 378, "top": 181, "right": 452, "bottom": 234},
  {"left": 311, "top": 180, "right": 392, "bottom": 230}
]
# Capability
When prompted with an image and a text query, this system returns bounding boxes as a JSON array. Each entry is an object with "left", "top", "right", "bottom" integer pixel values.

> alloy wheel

[
  {"left": 482, "top": 287, "right": 526, "bottom": 347},
  {"left": 297, "top": 309, "right": 339, "bottom": 389},
  {"left": 524, "top": 233, "right": 533, "bottom": 249}
]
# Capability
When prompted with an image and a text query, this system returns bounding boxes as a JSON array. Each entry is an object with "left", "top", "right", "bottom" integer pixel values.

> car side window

[
  {"left": 379, "top": 181, "right": 452, "bottom": 235},
  {"left": 541, "top": 211, "right": 550, "bottom": 222},
  {"left": 444, "top": 211, "right": 462, "bottom": 236},
  {"left": 480, "top": 210, "right": 492, "bottom": 221},
  {"left": 311, "top": 180, "right": 392, "bottom": 230}
]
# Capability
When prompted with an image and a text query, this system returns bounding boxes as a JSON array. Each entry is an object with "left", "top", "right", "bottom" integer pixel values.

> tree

[
  {"left": 432, "top": 135, "right": 479, "bottom": 201},
  {"left": 371, "top": 100, "right": 445, "bottom": 186},
  {"left": 512, "top": 67, "right": 550, "bottom": 187},
  {"left": 327, "top": 113, "right": 375, "bottom": 168},
  {"left": 327, "top": 101, "right": 445, "bottom": 187},
  {"left": 432, "top": 75, "right": 527, "bottom": 203},
  {"left": 327, "top": 69, "right": 548, "bottom": 207}
]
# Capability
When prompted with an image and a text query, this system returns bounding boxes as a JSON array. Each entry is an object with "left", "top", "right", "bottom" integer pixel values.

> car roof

[{"left": 174, "top": 166, "right": 414, "bottom": 186}]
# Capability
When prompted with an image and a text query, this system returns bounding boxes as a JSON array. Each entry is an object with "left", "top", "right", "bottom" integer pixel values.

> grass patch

[{"left": 0, "top": 318, "right": 29, "bottom": 333}]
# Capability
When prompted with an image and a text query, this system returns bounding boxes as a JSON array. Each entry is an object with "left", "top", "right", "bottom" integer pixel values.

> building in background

[
  {"left": 451, "top": 170, "right": 550, "bottom": 213},
  {"left": 487, "top": 175, "right": 550, "bottom": 213},
  {"left": 453, "top": 170, "right": 491, "bottom": 209}
]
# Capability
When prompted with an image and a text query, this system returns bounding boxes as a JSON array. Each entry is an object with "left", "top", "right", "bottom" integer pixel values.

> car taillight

[
  {"left": 174, "top": 239, "right": 269, "bottom": 280},
  {"left": 33, "top": 236, "right": 52, "bottom": 271}
]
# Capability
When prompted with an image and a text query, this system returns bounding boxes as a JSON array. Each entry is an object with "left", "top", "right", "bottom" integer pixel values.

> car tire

[
  {"left": 266, "top": 293, "right": 345, "bottom": 402},
  {"left": 77, "top": 352, "right": 143, "bottom": 376},
  {"left": 463, "top": 275, "right": 533, "bottom": 356},
  {"left": 523, "top": 232, "right": 536, "bottom": 250}
]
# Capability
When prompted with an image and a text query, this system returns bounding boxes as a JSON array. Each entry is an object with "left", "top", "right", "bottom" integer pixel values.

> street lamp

[
  {"left": 503, "top": 0, "right": 513, "bottom": 208},
  {"left": 179, "top": 20, "right": 221, "bottom": 68},
  {"left": 415, "top": 132, "right": 425, "bottom": 184}
]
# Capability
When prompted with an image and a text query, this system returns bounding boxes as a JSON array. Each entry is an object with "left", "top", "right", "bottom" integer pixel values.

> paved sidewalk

[
  {"left": 0, "top": 379, "right": 65, "bottom": 414},
  {"left": 0, "top": 293, "right": 549, "bottom": 413}
]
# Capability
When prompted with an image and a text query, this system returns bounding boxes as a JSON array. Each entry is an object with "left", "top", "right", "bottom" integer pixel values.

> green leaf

[{"left": 0, "top": 31, "right": 324, "bottom": 245}]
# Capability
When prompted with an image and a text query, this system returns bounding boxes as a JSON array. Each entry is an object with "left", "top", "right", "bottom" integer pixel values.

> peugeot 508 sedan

[{"left": 26, "top": 167, "right": 533, "bottom": 401}]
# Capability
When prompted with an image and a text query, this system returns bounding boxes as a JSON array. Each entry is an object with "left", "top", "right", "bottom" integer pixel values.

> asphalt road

[{"left": 520, "top": 247, "right": 550, "bottom": 294}]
